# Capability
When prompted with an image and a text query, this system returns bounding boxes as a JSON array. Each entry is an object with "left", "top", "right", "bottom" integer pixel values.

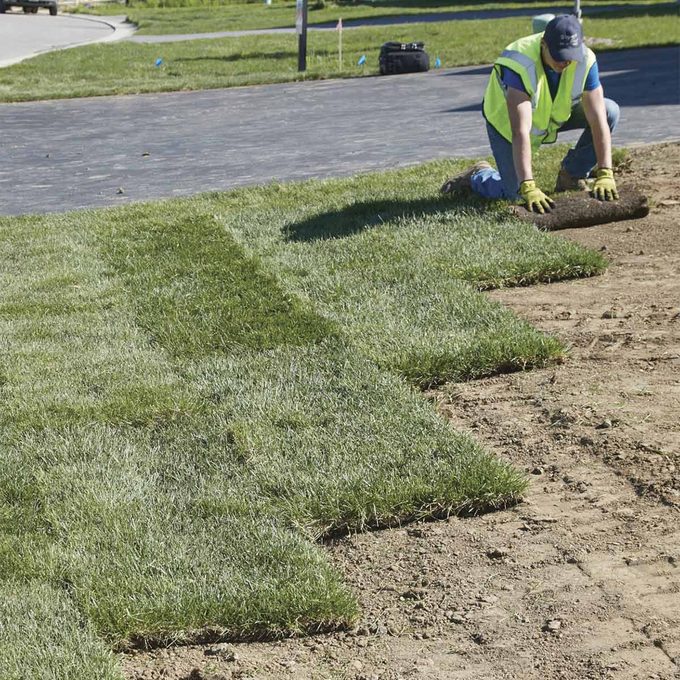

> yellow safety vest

[{"left": 483, "top": 33, "right": 596, "bottom": 150}]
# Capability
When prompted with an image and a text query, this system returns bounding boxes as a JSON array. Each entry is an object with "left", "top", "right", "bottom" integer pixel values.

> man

[{"left": 441, "top": 14, "right": 619, "bottom": 213}]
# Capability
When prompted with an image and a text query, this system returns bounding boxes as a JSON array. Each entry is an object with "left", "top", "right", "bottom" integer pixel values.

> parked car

[{"left": 0, "top": 0, "right": 58, "bottom": 15}]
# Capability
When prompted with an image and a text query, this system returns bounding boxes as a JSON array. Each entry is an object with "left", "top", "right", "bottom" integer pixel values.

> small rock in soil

[
  {"left": 387, "top": 623, "right": 401, "bottom": 636},
  {"left": 471, "top": 632, "right": 489, "bottom": 645},
  {"left": 596, "top": 418, "right": 613, "bottom": 429},
  {"left": 486, "top": 547, "right": 508, "bottom": 559},
  {"left": 543, "top": 619, "right": 562, "bottom": 633},
  {"left": 204, "top": 646, "right": 237, "bottom": 661},
  {"left": 368, "top": 621, "right": 388, "bottom": 636},
  {"left": 477, "top": 594, "right": 499, "bottom": 604}
]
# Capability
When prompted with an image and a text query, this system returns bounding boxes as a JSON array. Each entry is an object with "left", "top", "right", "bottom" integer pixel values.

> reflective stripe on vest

[
  {"left": 571, "top": 58, "right": 589, "bottom": 104},
  {"left": 500, "top": 49, "right": 539, "bottom": 108}
]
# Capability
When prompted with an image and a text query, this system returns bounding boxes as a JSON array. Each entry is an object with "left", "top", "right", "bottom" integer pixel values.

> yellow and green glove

[
  {"left": 519, "top": 180, "right": 555, "bottom": 214},
  {"left": 591, "top": 168, "right": 619, "bottom": 201}
]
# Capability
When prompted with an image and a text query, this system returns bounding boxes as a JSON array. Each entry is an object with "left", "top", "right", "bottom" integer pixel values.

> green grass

[
  {"left": 0, "top": 582, "right": 121, "bottom": 680},
  {"left": 1, "top": 7, "right": 677, "bottom": 102},
  {"left": 74, "top": 0, "right": 672, "bottom": 35},
  {"left": 0, "top": 148, "right": 606, "bottom": 675}
]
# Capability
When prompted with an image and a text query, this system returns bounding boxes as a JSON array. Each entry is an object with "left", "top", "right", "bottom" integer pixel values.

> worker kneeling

[{"left": 441, "top": 14, "right": 619, "bottom": 213}]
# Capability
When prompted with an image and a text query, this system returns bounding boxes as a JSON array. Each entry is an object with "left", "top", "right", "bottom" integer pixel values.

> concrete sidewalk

[{"left": 0, "top": 12, "right": 134, "bottom": 67}]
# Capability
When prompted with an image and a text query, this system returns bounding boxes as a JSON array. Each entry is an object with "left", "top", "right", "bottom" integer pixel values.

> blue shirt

[{"left": 501, "top": 60, "right": 600, "bottom": 99}]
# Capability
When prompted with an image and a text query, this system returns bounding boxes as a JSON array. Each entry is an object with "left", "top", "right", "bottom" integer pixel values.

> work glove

[
  {"left": 591, "top": 168, "right": 619, "bottom": 201},
  {"left": 519, "top": 180, "right": 555, "bottom": 214}
]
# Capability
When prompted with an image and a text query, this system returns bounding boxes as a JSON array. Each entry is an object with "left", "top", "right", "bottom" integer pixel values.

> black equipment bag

[{"left": 379, "top": 41, "right": 430, "bottom": 75}]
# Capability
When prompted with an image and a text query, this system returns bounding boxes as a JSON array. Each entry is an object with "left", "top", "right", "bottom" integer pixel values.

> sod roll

[{"left": 510, "top": 185, "right": 649, "bottom": 230}]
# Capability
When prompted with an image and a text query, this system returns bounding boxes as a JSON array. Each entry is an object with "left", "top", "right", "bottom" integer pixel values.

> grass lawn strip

[
  {"left": 0, "top": 153, "right": 602, "bottom": 673},
  {"left": 0, "top": 582, "right": 121, "bottom": 680},
  {"left": 215, "top": 150, "right": 605, "bottom": 386},
  {"left": 77, "top": 0, "right": 672, "bottom": 35},
  {"left": 0, "top": 215, "right": 193, "bottom": 429},
  {"left": 0, "top": 8, "right": 677, "bottom": 102}
]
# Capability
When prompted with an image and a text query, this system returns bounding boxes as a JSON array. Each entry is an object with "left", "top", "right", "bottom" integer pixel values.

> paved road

[
  {"left": 0, "top": 13, "right": 133, "bottom": 67},
  {"left": 0, "top": 46, "right": 678, "bottom": 217}
]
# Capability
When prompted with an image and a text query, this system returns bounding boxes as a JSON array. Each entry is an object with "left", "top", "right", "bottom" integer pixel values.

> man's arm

[
  {"left": 507, "top": 87, "right": 555, "bottom": 212},
  {"left": 582, "top": 85, "right": 612, "bottom": 169},
  {"left": 582, "top": 85, "right": 618, "bottom": 200},
  {"left": 506, "top": 87, "right": 534, "bottom": 183}
]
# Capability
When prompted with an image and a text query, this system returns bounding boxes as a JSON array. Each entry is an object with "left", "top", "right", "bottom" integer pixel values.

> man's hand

[
  {"left": 519, "top": 180, "right": 555, "bottom": 214},
  {"left": 591, "top": 167, "right": 619, "bottom": 201}
]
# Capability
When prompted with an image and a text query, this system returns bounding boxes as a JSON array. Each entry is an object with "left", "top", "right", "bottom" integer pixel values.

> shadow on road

[
  {"left": 440, "top": 66, "right": 492, "bottom": 78},
  {"left": 441, "top": 103, "right": 482, "bottom": 114},
  {"left": 443, "top": 47, "right": 679, "bottom": 112},
  {"left": 597, "top": 48, "right": 680, "bottom": 107}
]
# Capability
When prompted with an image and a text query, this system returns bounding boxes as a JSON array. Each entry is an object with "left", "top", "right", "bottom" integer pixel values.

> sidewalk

[{"left": 0, "top": 12, "right": 134, "bottom": 68}]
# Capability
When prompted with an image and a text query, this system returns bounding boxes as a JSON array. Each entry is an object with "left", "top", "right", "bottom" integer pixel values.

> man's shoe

[
  {"left": 555, "top": 167, "right": 589, "bottom": 192},
  {"left": 440, "top": 161, "right": 492, "bottom": 194}
]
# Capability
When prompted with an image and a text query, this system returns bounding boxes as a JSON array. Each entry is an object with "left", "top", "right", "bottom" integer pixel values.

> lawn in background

[
  {"left": 74, "top": 0, "right": 673, "bottom": 35},
  {"left": 0, "top": 147, "right": 606, "bottom": 677},
  {"left": 1, "top": 5, "right": 677, "bottom": 101}
]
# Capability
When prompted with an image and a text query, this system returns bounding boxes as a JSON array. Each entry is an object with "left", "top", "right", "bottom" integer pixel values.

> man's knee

[{"left": 604, "top": 98, "right": 620, "bottom": 132}]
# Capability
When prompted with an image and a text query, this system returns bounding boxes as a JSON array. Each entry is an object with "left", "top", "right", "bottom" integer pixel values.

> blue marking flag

[
  {"left": 434, "top": 57, "right": 441, "bottom": 68},
  {"left": 155, "top": 58, "right": 164, "bottom": 67},
  {"left": 358, "top": 55, "right": 366, "bottom": 66}
]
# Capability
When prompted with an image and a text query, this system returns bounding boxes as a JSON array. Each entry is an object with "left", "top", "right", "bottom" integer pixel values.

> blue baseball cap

[{"left": 543, "top": 14, "right": 585, "bottom": 62}]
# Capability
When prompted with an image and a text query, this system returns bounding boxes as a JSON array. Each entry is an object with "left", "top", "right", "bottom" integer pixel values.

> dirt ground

[{"left": 124, "top": 142, "right": 680, "bottom": 680}]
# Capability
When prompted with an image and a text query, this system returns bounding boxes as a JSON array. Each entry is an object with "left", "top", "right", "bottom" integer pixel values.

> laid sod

[
  {"left": 1, "top": 7, "right": 678, "bottom": 101},
  {"left": 0, "top": 582, "right": 121, "bottom": 680},
  {"left": 0, "top": 151, "right": 606, "bottom": 675}
]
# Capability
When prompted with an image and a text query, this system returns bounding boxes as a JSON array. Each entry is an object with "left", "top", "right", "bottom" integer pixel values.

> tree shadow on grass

[
  {"left": 283, "top": 194, "right": 495, "bottom": 242},
  {"left": 175, "top": 51, "right": 297, "bottom": 64},
  {"left": 334, "top": 0, "right": 550, "bottom": 8}
]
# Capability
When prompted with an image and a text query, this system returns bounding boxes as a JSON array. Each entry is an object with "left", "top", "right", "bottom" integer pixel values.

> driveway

[
  {"left": 0, "top": 46, "right": 677, "bottom": 217},
  {"left": 0, "top": 12, "right": 133, "bottom": 67}
]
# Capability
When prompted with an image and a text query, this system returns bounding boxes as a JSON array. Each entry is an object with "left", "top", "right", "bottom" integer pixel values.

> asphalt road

[{"left": 0, "top": 46, "right": 678, "bottom": 217}]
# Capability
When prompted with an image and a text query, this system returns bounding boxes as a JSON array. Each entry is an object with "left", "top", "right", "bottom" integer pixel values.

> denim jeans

[{"left": 470, "top": 97, "right": 620, "bottom": 200}]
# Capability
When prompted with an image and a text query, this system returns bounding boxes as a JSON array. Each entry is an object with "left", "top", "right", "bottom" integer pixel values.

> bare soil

[{"left": 124, "top": 142, "right": 680, "bottom": 680}]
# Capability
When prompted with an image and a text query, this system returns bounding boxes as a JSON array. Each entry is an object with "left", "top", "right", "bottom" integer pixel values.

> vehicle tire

[
  {"left": 49, "top": 3, "right": 56, "bottom": 13},
  {"left": 23, "top": 5, "right": 31, "bottom": 10},
  {"left": 0, "top": 1, "right": 6, "bottom": 14}
]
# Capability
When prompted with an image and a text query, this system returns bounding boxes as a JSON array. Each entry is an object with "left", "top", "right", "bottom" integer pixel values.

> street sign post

[{"left": 296, "top": 0, "right": 308, "bottom": 72}]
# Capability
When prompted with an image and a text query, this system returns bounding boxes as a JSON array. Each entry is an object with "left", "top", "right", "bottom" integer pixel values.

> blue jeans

[{"left": 471, "top": 98, "right": 620, "bottom": 199}]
